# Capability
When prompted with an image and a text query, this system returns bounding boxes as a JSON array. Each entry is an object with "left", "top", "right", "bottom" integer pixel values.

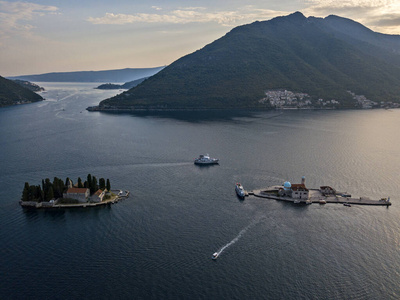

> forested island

[{"left": 20, "top": 174, "right": 128, "bottom": 208}]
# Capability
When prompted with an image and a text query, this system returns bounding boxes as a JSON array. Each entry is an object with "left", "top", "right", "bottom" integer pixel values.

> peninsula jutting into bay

[{"left": 89, "top": 12, "right": 400, "bottom": 112}]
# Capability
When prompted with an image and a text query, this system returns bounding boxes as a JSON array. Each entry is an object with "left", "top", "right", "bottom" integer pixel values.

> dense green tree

[
  {"left": 77, "top": 177, "right": 83, "bottom": 188},
  {"left": 99, "top": 178, "right": 105, "bottom": 190},
  {"left": 36, "top": 185, "right": 43, "bottom": 202},
  {"left": 21, "top": 182, "right": 30, "bottom": 201},
  {"left": 65, "top": 177, "right": 70, "bottom": 188},
  {"left": 90, "top": 176, "right": 98, "bottom": 194},
  {"left": 106, "top": 179, "right": 111, "bottom": 191},
  {"left": 46, "top": 186, "right": 54, "bottom": 201},
  {"left": 87, "top": 174, "right": 92, "bottom": 190},
  {"left": 52, "top": 177, "right": 65, "bottom": 199}
]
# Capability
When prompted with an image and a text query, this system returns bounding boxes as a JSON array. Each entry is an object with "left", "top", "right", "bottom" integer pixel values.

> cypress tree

[
  {"left": 28, "top": 185, "right": 37, "bottom": 202},
  {"left": 91, "top": 176, "right": 98, "bottom": 194},
  {"left": 99, "top": 178, "right": 105, "bottom": 190},
  {"left": 36, "top": 185, "right": 43, "bottom": 202},
  {"left": 22, "top": 182, "right": 30, "bottom": 202},
  {"left": 106, "top": 179, "right": 110, "bottom": 191},
  {"left": 44, "top": 178, "right": 51, "bottom": 198},
  {"left": 87, "top": 174, "right": 92, "bottom": 190},
  {"left": 77, "top": 177, "right": 83, "bottom": 188},
  {"left": 46, "top": 186, "right": 54, "bottom": 202}
]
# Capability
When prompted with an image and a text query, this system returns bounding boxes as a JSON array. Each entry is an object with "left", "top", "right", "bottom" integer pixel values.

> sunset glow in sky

[{"left": 1, "top": 0, "right": 400, "bottom": 76}]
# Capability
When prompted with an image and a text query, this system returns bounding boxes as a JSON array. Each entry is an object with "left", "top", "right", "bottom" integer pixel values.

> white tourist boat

[
  {"left": 194, "top": 154, "right": 219, "bottom": 165},
  {"left": 212, "top": 252, "right": 219, "bottom": 260},
  {"left": 235, "top": 183, "right": 245, "bottom": 199}
]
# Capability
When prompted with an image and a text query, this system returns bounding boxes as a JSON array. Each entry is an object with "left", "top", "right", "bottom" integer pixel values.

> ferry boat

[
  {"left": 235, "top": 183, "right": 245, "bottom": 199},
  {"left": 212, "top": 252, "right": 219, "bottom": 260},
  {"left": 194, "top": 154, "right": 219, "bottom": 165}
]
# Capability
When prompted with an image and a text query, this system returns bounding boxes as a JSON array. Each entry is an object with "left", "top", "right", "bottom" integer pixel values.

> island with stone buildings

[
  {"left": 20, "top": 174, "right": 129, "bottom": 208},
  {"left": 247, "top": 176, "right": 391, "bottom": 207}
]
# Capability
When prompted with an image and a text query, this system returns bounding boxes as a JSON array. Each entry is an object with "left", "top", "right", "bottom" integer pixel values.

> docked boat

[
  {"left": 235, "top": 183, "right": 245, "bottom": 199},
  {"left": 212, "top": 252, "right": 219, "bottom": 260},
  {"left": 344, "top": 203, "right": 351, "bottom": 207},
  {"left": 194, "top": 154, "right": 219, "bottom": 165}
]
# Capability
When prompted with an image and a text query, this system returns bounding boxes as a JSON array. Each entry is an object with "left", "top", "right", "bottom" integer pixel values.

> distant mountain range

[
  {"left": 97, "top": 12, "right": 400, "bottom": 110},
  {"left": 8, "top": 67, "right": 164, "bottom": 83},
  {"left": 0, "top": 76, "right": 43, "bottom": 107}
]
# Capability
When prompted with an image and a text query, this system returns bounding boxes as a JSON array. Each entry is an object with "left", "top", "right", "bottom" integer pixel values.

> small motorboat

[
  {"left": 212, "top": 252, "right": 219, "bottom": 260},
  {"left": 343, "top": 203, "right": 351, "bottom": 207},
  {"left": 235, "top": 183, "right": 245, "bottom": 199}
]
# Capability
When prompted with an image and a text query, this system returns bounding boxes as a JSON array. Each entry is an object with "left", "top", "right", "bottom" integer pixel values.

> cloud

[
  {"left": 369, "top": 14, "right": 400, "bottom": 27},
  {"left": 87, "top": 7, "right": 287, "bottom": 26},
  {"left": 305, "top": 0, "right": 394, "bottom": 12},
  {"left": 303, "top": 0, "right": 400, "bottom": 33},
  {"left": 0, "top": 0, "right": 58, "bottom": 41}
]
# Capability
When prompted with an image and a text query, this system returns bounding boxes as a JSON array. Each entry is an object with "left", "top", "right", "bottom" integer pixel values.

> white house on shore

[
  {"left": 63, "top": 187, "right": 90, "bottom": 203},
  {"left": 91, "top": 189, "right": 106, "bottom": 203}
]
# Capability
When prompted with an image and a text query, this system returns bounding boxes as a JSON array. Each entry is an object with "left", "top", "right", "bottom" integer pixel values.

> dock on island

[
  {"left": 20, "top": 189, "right": 130, "bottom": 209},
  {"left": 248, "top": 188, "right": 391, "bottom": 206},
  {"left": 242, "top": 176, "right": 391, "bottom": 207}
]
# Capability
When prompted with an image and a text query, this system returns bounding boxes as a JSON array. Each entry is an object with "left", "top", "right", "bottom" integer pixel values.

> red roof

[
  {"left": 320, "top": 186, "right": 335, "bottom": 190},
  {"left": 94, "top": 189, "right": 103, "bottom": 196},
  {"left": 291, "top": 184, "right": 308, "bottom": 191},
  {"left": 66, "top": 187, "right": 88, "bottom": 194}
]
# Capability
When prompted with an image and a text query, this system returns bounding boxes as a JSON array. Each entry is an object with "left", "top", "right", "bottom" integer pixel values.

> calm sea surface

[{"left": 1, "top": 83, "right": 400, "bottom": 299}]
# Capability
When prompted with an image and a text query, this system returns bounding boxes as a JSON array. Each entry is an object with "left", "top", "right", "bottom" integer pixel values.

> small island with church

[
  {"left": 20, "top": 174, "right": 129, "bottom": 208},
  {"left": 247, "top": 176, "right": 391, "bottom": 207}
]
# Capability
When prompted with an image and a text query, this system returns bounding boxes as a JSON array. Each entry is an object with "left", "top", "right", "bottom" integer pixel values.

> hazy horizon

[{"left": 1, "top": 0, "right": 400, "bottom": 77}]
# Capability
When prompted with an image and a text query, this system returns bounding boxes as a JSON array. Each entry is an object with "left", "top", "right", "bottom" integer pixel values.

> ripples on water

[{"left": 0, "top": 83, "right": 399, "bottom": 299}]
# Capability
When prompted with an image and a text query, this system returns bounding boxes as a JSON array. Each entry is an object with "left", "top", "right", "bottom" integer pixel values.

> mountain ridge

[{"left": 97, "top": 12, "right": 400, "bottom": 110}]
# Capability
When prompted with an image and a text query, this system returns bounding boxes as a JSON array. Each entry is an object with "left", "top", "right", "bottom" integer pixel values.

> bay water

[{"left": 1, "top": 83, "right": 399, "bottom": 299}]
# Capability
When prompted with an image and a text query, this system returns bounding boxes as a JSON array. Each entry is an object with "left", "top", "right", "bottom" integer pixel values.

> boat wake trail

[{"left": 214, "top": 217, "right": 265, "bottom": 259}]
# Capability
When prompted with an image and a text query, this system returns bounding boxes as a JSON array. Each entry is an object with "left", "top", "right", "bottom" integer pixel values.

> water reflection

[{"left": 99, "top": 109, "right": 267, "bottom": 123}]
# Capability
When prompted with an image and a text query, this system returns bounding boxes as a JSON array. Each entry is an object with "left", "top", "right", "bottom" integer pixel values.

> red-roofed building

[
  {"left": 91, "top": 189, "right": 105, "bottom": 203},
  {"left": 320, "top": 186, "right": 336, "bottom": 196},
  {"left": 63, "top": 188, "right": 90, "bottom": 203},
  {"left": 291, "top": 183, "right": 309, "bottom": 199},
  {"left": 278, "top": 181, "right": 310, "bottom": 199}
]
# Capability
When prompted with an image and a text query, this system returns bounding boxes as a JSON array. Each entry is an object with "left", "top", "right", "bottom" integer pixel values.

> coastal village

[{"left": 260, "top": 89, "right": 400, "bottom": 109}]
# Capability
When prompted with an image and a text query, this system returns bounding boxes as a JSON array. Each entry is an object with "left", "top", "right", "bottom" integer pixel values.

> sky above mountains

[{"left": 1, "top": 0, "right": 400, "bottom": 76}]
